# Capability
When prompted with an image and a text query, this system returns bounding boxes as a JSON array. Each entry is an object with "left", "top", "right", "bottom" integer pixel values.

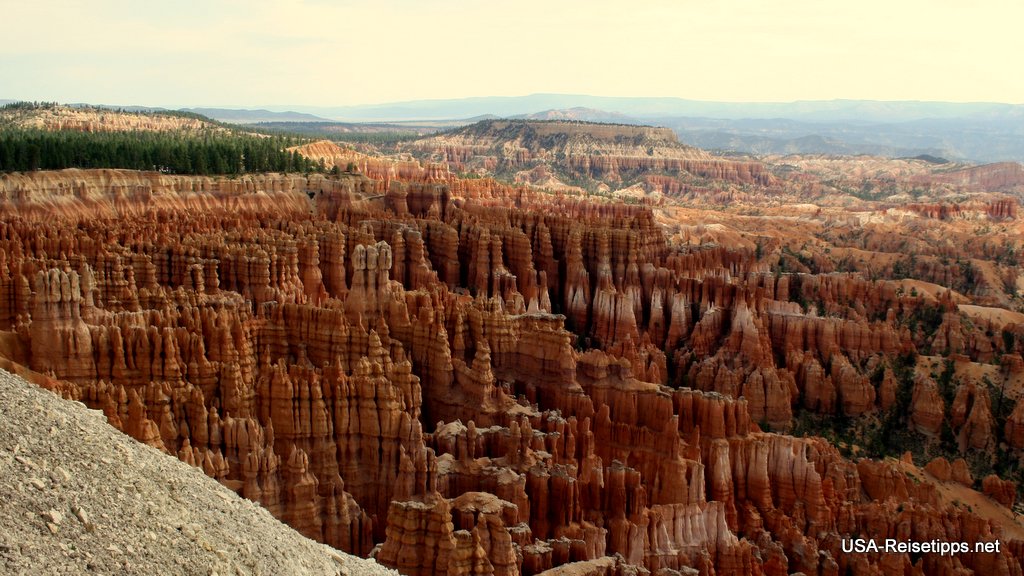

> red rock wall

[{"left": 1, "top": 168, "right": 1021, "bottom": 576}]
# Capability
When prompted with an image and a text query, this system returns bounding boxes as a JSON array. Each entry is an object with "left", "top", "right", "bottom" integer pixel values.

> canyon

[{"left": 2, "top": 118, "right": 1024, "bottom": 575}]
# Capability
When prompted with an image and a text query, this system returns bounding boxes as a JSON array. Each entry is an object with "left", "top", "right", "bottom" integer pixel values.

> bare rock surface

[{"left": 0, "top": 367, "right": 397, "bottom": 576}]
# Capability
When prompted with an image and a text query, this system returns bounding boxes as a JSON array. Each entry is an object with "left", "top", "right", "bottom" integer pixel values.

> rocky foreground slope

[{"left": 0, "top": 366, "right": 397, "bottom": 576}]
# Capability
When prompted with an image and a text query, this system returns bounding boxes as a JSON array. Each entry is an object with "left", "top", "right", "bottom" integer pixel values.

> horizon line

[{"left": 4, "top": 94, "right": 1024, "bottom": 111}]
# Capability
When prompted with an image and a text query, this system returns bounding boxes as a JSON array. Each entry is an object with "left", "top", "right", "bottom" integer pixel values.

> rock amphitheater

[{"left": 1, "top": 158, "right": 1023, "bottom": 575}]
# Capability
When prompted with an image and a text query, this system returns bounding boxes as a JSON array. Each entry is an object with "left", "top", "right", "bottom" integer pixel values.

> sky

[{"left": 3, "top": 0, "right": 1023, "bottom": 108}]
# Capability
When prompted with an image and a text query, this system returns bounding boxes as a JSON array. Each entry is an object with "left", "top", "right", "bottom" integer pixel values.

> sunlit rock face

[{"left": 2, "top": 165, "right": 1023, "bottom": 576}]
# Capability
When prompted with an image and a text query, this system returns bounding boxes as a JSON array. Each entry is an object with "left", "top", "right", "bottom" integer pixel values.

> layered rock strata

[{"left": 0, "top": 168, "right": 1021, "bottom": 576}]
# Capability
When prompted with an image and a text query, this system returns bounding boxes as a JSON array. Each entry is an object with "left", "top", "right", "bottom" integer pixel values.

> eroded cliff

[{"left": 1, "top": 166, "right": 1022, "bottom": 576}]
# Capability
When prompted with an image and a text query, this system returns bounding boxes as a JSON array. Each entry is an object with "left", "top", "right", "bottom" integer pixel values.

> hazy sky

[{"left": 4, "top": 0, "right": 1022, "bottom": 107}]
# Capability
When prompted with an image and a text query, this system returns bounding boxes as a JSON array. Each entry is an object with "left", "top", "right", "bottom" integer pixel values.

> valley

[{"left": 2, "top": 103, "right": 1024, "bottom": 575}]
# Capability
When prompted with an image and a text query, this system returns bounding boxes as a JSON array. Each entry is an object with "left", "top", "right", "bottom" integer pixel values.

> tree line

[{"left": 0, "top": 129, "right": 326, "bottom": 175}]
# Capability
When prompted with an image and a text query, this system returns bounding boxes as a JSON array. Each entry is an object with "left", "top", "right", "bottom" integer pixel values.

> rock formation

[{"left": 1, "top": 166, "right": 1022, "bottom": 576}]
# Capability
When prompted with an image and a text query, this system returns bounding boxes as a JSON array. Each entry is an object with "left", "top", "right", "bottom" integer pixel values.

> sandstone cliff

[
  {"left": 401, "top": 120, "right": 776, "bottom": 194},
  {"left": 1, "top": 167, "right": 1021, "bottom": 576}
]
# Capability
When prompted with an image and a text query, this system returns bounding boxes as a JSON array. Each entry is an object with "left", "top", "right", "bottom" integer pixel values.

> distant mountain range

[
  {"left": 656, "top": 116, "right": 1024, "bottom": 162},
  {"left": 268, "top": 94, "right": 1024, "bottom": 124},
  {"left": 5, "top": 95, "right": 1024, "bottom": 162},
  {"left": 180, "top": 108, "right": 332, "bottom": 123},
  {"left": 0, "top": 100, "right": 332, "bottom": 124},
  {"left": 259, "top": 95, "right": 1024, "bottom": 163},
  {"left": 509, "top": 107, "right": 634, "bottom": 123}
]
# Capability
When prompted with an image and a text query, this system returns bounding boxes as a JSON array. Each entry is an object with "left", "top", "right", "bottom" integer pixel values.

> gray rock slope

[{"left": 0, "top": 367, "right": 398, "bottom": 576}]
